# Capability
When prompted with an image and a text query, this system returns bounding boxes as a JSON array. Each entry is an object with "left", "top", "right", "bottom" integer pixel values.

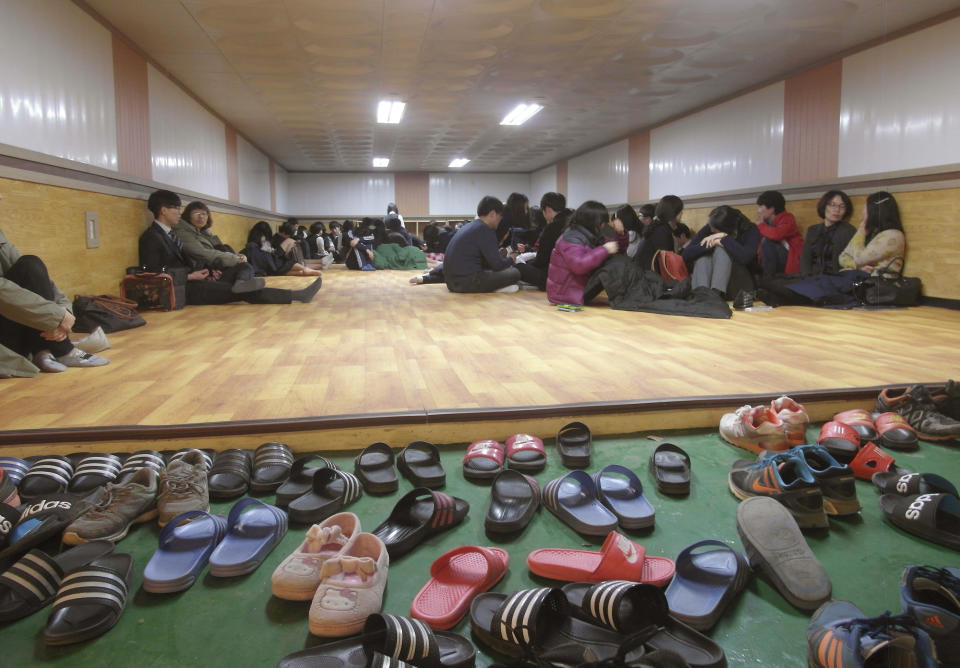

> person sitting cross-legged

[{"left": 443, "top": 196, "right": 521, "bottom": 293}]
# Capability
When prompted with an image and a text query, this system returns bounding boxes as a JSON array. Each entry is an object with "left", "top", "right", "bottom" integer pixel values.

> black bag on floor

[
  {"left": 72, "top": 294, "right": 146, "bottom": 333},
  {"left": 852, "top": 260, "right": 921, "bottom": 306}
]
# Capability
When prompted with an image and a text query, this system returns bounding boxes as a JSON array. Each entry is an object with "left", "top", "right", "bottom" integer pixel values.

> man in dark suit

[{"left": 139, "top": 190, "right": 321, "bottom": 305}]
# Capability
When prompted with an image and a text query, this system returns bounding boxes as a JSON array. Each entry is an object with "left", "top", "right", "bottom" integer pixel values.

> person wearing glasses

[{"left": 798, "top": 190, "right": 856, "bottom": 277}]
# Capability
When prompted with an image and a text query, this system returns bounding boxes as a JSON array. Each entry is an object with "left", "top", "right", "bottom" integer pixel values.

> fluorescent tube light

[
  {"left": 377, "top": 100, "right": 405, "bottom": 124},
  {"left": 372, "top": 157, "right": 390, "bottom": 167},
  {"left": 500, "top": 103, "right": 543, "bottom": 126},
  {"left": 448, "top": 158, "right": 470, "bottom": 168}
]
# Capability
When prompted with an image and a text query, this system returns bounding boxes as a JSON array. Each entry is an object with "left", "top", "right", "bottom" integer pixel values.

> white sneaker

[
  {"left": 494, "top": 284, "right": 519, "bottom": 293},
  {"left": 57, "top": 348, "right": 109, "bottom": 367},
  {"left": 517, "top": 281, "right": 539, "bottom": 291},
  {"left": 409, "top": 275, "right": 425, "bottom": 285},
  {"left": 34, "top": 350, "right": 67, "bottom": 373},
  {"left": 74, "top": 326, "right": 110, "bottom": 354}
]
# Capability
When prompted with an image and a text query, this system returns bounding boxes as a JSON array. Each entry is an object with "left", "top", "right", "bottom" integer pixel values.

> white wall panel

[
  {"left": 0, "top": 0, "right": 117, "bottom": 169},
  {"left": 650, "top": 83, "right": 784, "bottom": 198},
  {"left": 429, "top": 173, "right": 531, "bottom": 216},
  {"left": 237, "top": 136, "right": 271, "bottom": 210},
  {"left": 530, "top": 165, "right": 557, "bottom": 205},
  {"left": 839, "top": 17, "right": 960, "bottom": 176},
  {"left": 274, "top": 164, "right": 288, "bottom": 214},
  {"left": 148, "top": 65, "right": 228, "bottom": 199},
  {"left": 286, "top": 173, "right": 395, "bottom": 216},
  {"left": 567, "top": 140, "right": 628, "bottom": 207}
]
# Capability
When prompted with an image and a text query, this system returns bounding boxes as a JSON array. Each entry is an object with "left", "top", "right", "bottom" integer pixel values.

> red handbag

[{"left": 653, "top": 250, "right": 689, "bottom": 281}]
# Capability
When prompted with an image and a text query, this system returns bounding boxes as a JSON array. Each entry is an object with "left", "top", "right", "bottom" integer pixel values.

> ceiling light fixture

[
  {"left": 500, "top": 103, "right": 543, "bottom": 126},
  {"left": 448, "top": 158, "right": 470, "bottom": 168},
  {"left": 377, "top": 100, "right": 405, "bottom": 124},
  {"left": 372, "top": 157, "right": 390, "bottom": 167}
]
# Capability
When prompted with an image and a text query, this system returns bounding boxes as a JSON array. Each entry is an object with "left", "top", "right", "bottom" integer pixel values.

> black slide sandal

[
  {"left": 353, "top": 442, "right": 398, "bottom": 494},
  {"left": 556, "top": 422, "right": 592, "bottom": 469},
  {"left": 287, "top": 468, "right": 363, "bottom": 524},
  {"left": 275, "top": 455, "right": 338, "bottom": 508},
  {"left": 485, "top": 470, "right": 539, "bottom": 535},
  {"left": 649, "top": 443, "right": 691, "bottom": 495},
  {"left": 398, "top": 441, "right": 446, "bottom": 488}
]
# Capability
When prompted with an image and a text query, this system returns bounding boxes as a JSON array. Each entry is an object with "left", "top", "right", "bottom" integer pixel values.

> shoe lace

[
  {"left": 161, "top": 472, "right": 204, "bottom": 496},
  {"left": 913, "top": 566, "right": 960, "bottom": 595},
  {"left": 838, "top": 612, "right": 919, "bottom": 643},
  {"left": 82, "top": 485, "right": 130, "bottom": 518}
]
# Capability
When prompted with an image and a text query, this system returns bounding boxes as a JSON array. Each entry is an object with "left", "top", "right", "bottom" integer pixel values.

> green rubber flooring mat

[{"left": 1, "top": 427, "right": 957, "bottom": 667}]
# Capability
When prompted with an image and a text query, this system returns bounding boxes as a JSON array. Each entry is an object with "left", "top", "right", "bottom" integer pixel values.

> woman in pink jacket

[{"left": 546, "top": 201, "right": 619, "bottom": 305}]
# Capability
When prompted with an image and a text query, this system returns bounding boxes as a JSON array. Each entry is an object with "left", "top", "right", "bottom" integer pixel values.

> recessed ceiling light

[
  {"left": 377, "top": 100, "right": 405, "bottom": 124},
  {"left": 372, "top": 157, "right": 390, "bottom": 167},
  {"left": 500, "top": 103, "right": 543, "bottom": 126},
  {"left": 448, "top": 158, "right": 470, "bottom": 168}
]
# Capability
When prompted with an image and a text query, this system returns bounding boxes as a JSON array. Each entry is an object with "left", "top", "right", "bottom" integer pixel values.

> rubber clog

[
  {"left": 411, "top": 545, "right": 509, "bottom": 629},
  {"left": 275, "top": 455, "right": 339, "bottom": 508},
  {"left": 505, "top": 434, "right": 546, "bottom": 473},
  {"left": 42, "top": 552, "right": 134, "bottom": 646},
  {"left": 542, "top": 470, "right": 618, "bottom": 537},
  {"left": 287, "top": 468, "right": 363, "bottom": 525},
  {"left": 556, "top": 421, "right": 592, "bottom": 468},
  {"left": 0, "top": 540, "right": 114, "bottom": 622},
  {"left": 880, "top": 493, "right": 960, "bottom": 551},
  {"left": 278, "top": 613, "right": 476, "bottom": 668},
  {"left": 462, "top": 440, "right": 505, "bottom": 482},
  {"left": 872, "top": 471, "right": 958, "bottom": 497},
  {"left": 398, "top": 442, "right": 446, "bottom": 489},
  {"left": 372, "top": 488, "right": 469, "bottom": 559},
  {"left": 593, "top": 465, "right": 655, "bottom": 529},
  {"left": 353, "top": 442, "right": 398, "bottom": 494},
  {"left": 208, "top": 498, "right": 288, "bottom": 577},
  {"left": 527, "top": 530, "right": 675, "bottom": 586},
  {"left": 485, "top": 470, "right": 539, "bottom": 535},
  {"left": 563, "top": 580, "right": 727, "bottom": 668},
  {"left": 649, "top": 443, "right": 691, "bottom": 496},
  {"left": 664, "top": 540, "right": 751, "bottom": 631},
  {"left": 142, "top": 511, "right": 229, "bottom": 593}
]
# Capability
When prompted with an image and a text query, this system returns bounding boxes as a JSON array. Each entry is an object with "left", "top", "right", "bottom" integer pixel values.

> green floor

[{"left": 2, "top": 427, "right": 958, "bottom": 667}]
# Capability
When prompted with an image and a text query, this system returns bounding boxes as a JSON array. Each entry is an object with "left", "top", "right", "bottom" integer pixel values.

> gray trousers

[
  {"left": 446, "top": 266, "right": 521, "bottom": 293},
  {"left": 691, "top": 247, "right": 733, "bottom": 296}
]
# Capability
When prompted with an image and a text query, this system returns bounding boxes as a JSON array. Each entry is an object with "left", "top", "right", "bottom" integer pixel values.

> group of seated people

[
  {"left": 0, "top": 182, "right": 910, "bottom": 377},
  {"left": 412, "top": 187, "right": 907, "bottom": 310}
]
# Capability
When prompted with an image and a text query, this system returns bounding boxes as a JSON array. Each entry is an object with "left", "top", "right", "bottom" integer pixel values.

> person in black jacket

[
  {"left": 139, "top": 190, "right": 321, "bottom": 305},
  {"left": 682, "top": 205, "right": 760, "bottom": 298},
  {"left": 636, "top": 195, "right": 684, "bottom": 272},
  {"left": 514, "top": 191, "right": 567, "bottom": 290}
]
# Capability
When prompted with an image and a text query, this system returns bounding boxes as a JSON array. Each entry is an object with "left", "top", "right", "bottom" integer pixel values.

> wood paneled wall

[
  {"left": 394, "top": 172, "right": 429, "bottom": 217},
  {"left": 683, "top": 187, "right": 960, "bottom": 300},
  {"left": 782, "top": 62, "right": 842, "bottom": 183},
  {"left": 112, "top": 35, "right": 151, "bottom": 180},
  {"left": 0, "top": 176, "right": 266, "bottom": 298},
  {"left": 557, "top": 161, "right": 568, "bottom": 196}
]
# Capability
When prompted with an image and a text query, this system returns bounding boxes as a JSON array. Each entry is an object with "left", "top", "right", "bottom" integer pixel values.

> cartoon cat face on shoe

[{"left": 317, "top": 587, "right": 358, "bottom": 611}]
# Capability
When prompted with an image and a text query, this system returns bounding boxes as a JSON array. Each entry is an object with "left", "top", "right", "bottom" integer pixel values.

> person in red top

[{"left": 756, "top": 190, "right": 803, "bottom": 277}]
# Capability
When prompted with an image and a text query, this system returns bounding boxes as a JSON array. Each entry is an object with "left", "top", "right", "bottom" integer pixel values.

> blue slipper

[
  {"left": 208, "top": 499, "right": 287, "bottom": 577},
  {"left": 593, "top": 465, "right": 655, "bottom": 529},
  {"left": 143, "top": 511, "right": 229, "bottom": 593},
  {"left": 542, "top": 470, "right": 618, "bottom": 537},
  {"left": 665, "top": 539, "right": 751, "bottom": 631}
]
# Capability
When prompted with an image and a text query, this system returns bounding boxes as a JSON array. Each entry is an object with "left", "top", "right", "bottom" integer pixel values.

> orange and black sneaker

[
  {"left": 728, "top": 452, "right": 827, "bottom": 529},
  {"left": 764, "top": 445, "right": 861, "bottom": 517},
  {"left": 901, "top": 565, "right": 960, "bottom": 666},
  {"left": 807, "top": 600, "right": 937, "bottom": 667},
  {"left": 876, "top": 385, "right": 960, "bottom": 441}
]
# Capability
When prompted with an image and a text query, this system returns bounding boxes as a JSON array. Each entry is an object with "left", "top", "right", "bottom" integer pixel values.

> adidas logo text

[
  {"left": 905, "top": 494, "right": 936, "bottom": 520},
  {"left": 20, "top": 499, "right": 71, "bottom": 519}
]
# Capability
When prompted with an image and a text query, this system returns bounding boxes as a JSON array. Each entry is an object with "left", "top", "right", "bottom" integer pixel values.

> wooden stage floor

[{"left": 2, "top": 265, "right": 959, "bottom": 450}]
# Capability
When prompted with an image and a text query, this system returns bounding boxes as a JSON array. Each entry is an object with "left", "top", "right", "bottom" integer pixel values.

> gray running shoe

[
  {"left": 62, "top": 467, "right": 159, "bottom": 544},
  {"left": 56, "top": 348, "right": 109, "bottom": 367},
  {"left": 34, "top": 350, "right": 67, "bottom": 373},
  {"left": 158, "top": 450, "right": 209, "bottom": 527}
]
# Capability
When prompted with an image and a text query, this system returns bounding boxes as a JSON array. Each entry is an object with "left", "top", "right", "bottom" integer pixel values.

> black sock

[{"left": 292, "top": 277, "right": 322, "bottom": 303}]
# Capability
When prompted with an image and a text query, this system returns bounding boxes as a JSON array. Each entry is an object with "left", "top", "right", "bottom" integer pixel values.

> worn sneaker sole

[
  {"left": 736, "top": 497, "right": 831, "bottom": 612},
  {"left": 727, "top": 475, "right": 829, "bottom": 529},
  {"left": 62, "top": 507, "right": 158, "bottom": 545}
]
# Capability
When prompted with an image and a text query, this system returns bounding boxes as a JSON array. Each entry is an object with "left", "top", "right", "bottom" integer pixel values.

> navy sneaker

[
  {"left": 764, "top": 445, "right": 860, "bottom": 517},
  {"left": 901, "top": 565, "right": 960, "bottom": 667},
  {"left": 807, "top": 600, "right": 938, "bottom": 667},
  {"left": 729, "top": 452, "right": 827, "bottom": 529}
]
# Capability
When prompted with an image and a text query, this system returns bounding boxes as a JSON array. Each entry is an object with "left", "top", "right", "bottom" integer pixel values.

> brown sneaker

[
  {"left": 62, "top": 467, "right": 159, "bottom": 544},
  {"left": 876, "top": 385, "right": 960, "bottom": 441},
  {"left": 157, "top": 449, "right": 209, "bottom": 527}
]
